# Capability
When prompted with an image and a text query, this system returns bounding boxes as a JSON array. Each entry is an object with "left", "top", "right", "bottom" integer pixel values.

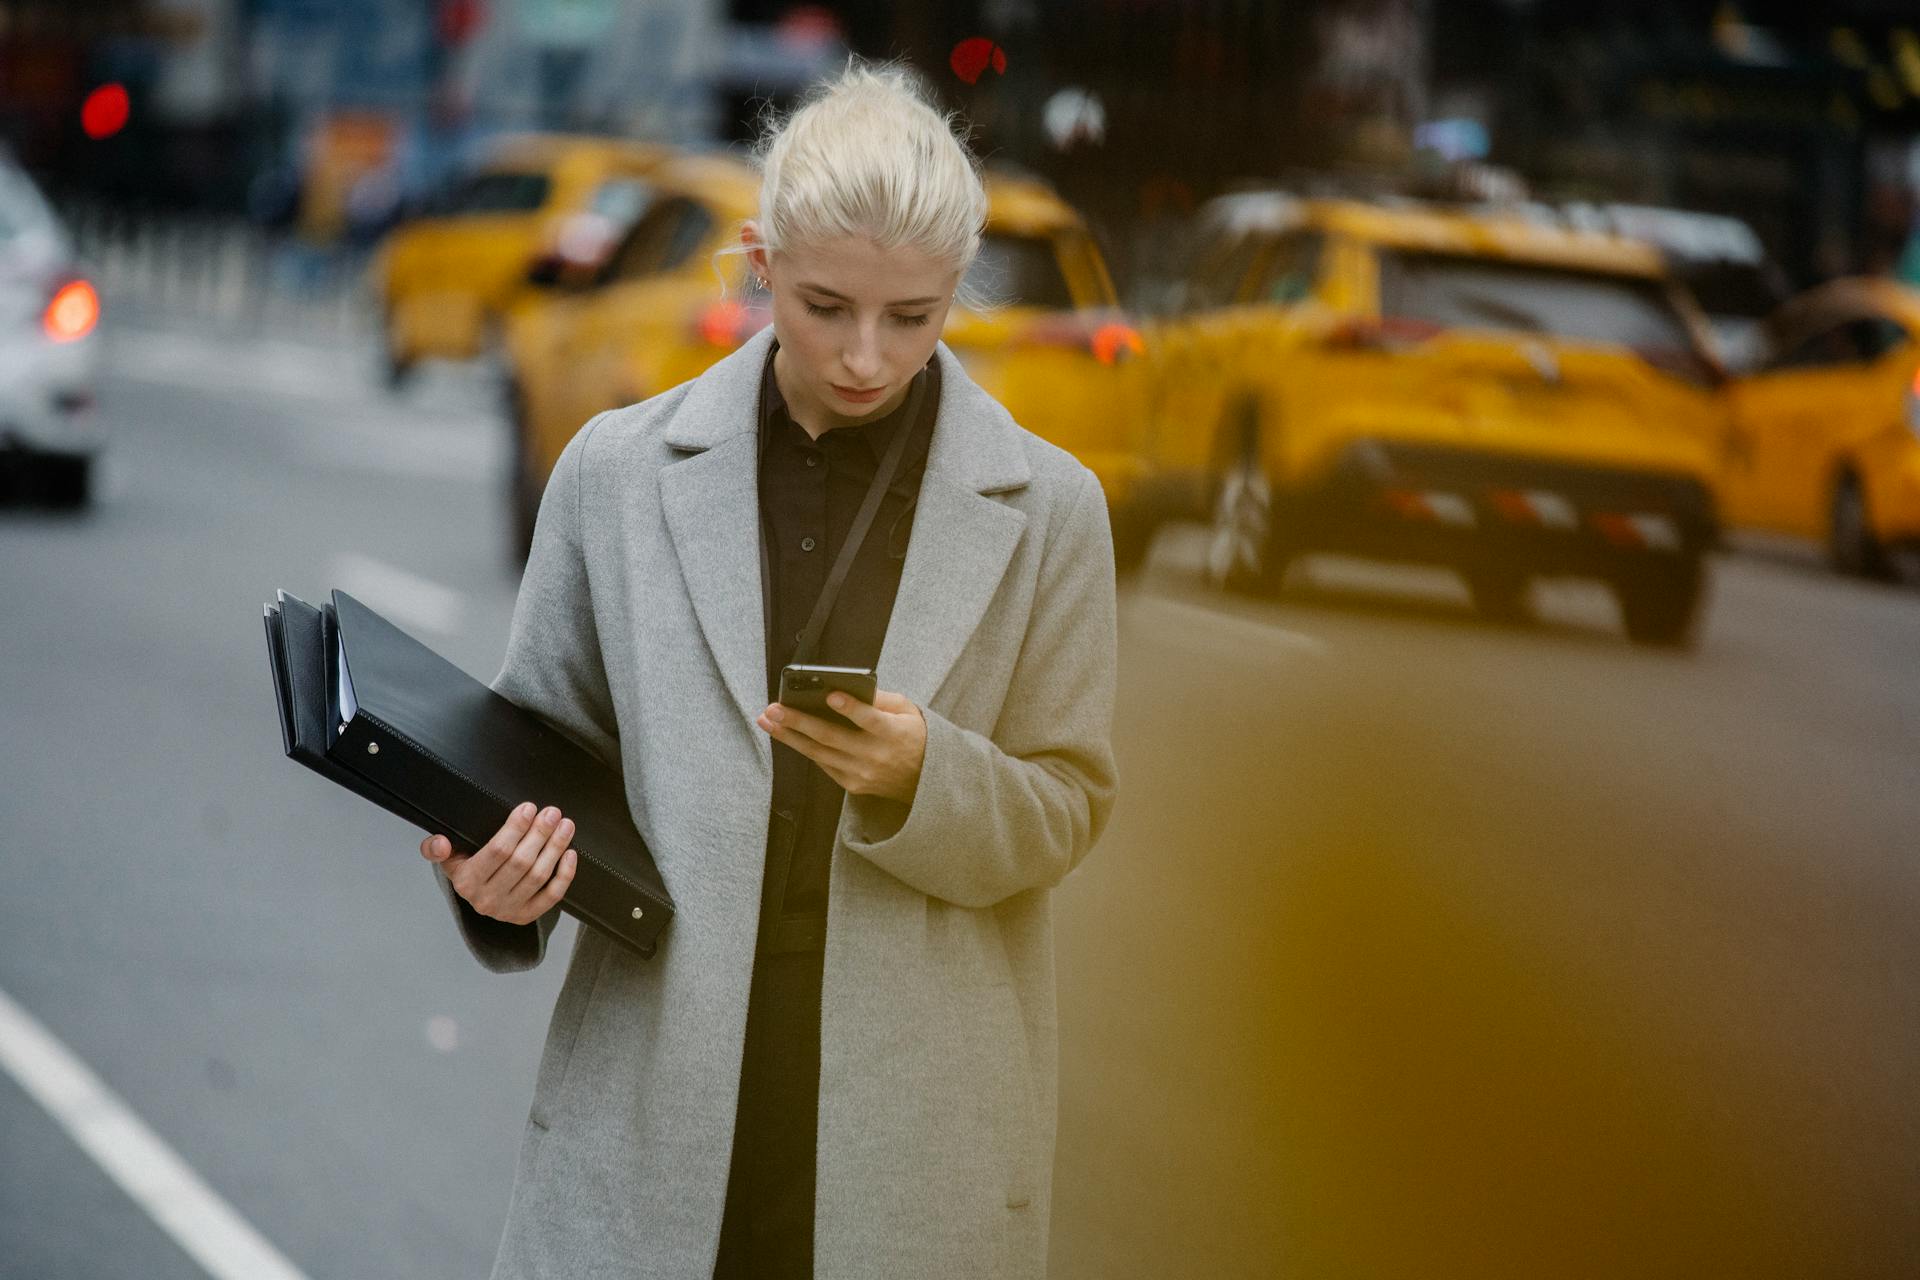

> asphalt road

[{"left": 1, "top": 320, "right": 1914, "bottom": 1279}]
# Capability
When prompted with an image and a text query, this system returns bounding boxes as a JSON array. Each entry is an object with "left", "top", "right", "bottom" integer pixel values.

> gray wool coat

[{"left": 432, "top": 324, "right": 1118, "bottom": 1279}]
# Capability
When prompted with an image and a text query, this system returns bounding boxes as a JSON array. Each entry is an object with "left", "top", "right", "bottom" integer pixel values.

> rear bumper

[
  {"left": 1295, "top": 440, "right": 1716, "bottom": 572},
  {"left": 0, "top": 329, "right": 101, "bottom": 453}
]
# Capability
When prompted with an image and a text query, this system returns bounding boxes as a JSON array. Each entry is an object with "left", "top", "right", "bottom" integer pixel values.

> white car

[{"left": 0, "top": 152, "right": 101, "bottom": 505}]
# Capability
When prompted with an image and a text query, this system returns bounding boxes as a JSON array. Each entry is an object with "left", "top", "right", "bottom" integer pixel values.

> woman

[{"left": 418, "top": 61, "right": 1117, "bottom": 1279}]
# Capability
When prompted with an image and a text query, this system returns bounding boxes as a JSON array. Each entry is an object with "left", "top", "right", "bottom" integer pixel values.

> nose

[{"left": 841, "top": 322, "right": 883, "bottom": 383}]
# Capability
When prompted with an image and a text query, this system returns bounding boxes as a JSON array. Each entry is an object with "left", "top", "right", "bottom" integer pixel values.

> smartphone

[{"left": 778, "top": 663, "right": 877, "bottom": 730}]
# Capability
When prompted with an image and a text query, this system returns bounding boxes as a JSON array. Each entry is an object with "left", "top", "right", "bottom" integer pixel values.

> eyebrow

[{"left": 797, "top": 283, "right": 944, "bottom": 307}]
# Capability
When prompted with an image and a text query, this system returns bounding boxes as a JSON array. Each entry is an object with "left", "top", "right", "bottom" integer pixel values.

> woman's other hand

[
  {"left": 757, "top": 690, "right": 927, "bottom": 804},
  {"left": 420, "top": 802, "right": 577, "bottom": 926}
]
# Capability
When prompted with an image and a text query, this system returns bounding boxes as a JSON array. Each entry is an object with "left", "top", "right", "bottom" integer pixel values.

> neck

[{"left": 772, "top": 347, "right": 912, "bottom": 440}]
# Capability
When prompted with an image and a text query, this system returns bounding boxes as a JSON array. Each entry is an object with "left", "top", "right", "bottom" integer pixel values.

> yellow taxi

[
  {"left": 500, "top": 152, "right": 764, "bottom": 555},
  {"left": 371, "top": 133, "right": 674, "bottom": 384},
  {"left": 1721, "top": 277, "right": 1920, "bottom": 582},
  {"left": 1141, "top": 191, "right": 1730, "bottom": 646},
  {"left": 503, "top": 160, "right": 1152, "bottom": 566}
]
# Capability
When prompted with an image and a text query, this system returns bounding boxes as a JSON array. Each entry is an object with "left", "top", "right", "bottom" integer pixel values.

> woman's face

[{"left": 745, "top": 224, "right": 961, "bottom": 433}]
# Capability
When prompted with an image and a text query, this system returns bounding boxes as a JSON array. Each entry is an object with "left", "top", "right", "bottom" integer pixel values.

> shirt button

[
  {"left": 800, "top": 537, "right": 817, "bottom": 552},
  {"left": 805, "top": 455, "right": 819, "bottom": 468}
]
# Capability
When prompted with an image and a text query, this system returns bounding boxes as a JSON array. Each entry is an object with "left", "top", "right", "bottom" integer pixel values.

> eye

[
  {"left": 803, "top": 301, "right": 841, "bottom": 318},
  {"left": 892, "top": 313, "right": 931, "bottom": 327}
]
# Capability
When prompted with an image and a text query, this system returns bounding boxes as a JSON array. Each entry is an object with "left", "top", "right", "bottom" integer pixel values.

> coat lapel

[
  {"left": 659, "top": 330, "right": 776, "bottom": 737},
  {"left": 874, "top": 344, "right": 1032, "bottom": 709}
]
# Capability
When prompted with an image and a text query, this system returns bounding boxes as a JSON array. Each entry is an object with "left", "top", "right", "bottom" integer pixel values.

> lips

[{"left": 833, "top": 383, "right": 886, "bottom": 402}]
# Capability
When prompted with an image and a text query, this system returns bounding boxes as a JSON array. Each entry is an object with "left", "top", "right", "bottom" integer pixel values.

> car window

[
  {"left": 428, "top": 170, "right": 551, "bottom": 216},
  {"left": 589, "top": 177, "right": 654, "bottom": 227},
  {"left": 962, "top": 233, "right": 1075, "bottom": 311},
  {"left": 1850, "top": 316, "right": 1909, "bottom": 362},
  {"left": 1376, "top": 250, "right": 1699, "bottom": 351},
  {"left": 1247, "top": 232, "right": 1324, "bottom": 305},
  {"left": 1183, "top": 232, "right": 1266, "bottom": 312},
  {"left": 604, "top": 198, "right": 713, "bottom": 282},
  {"left": 1767, "top": 319, "right": 1865, "bottom": 370}
]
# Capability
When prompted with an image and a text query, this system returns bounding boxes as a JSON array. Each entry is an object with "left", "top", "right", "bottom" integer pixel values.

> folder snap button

[
  {"left": 631, "top": 906, "right": 644, "bottom": 919},
  {"left": 366, "top": 742, "right": 380, "bottom": 755}
]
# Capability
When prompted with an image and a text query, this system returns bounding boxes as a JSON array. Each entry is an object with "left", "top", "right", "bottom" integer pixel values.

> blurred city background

[{"left": 2, "top": 0, "right": 1917, "bottom": 1277}]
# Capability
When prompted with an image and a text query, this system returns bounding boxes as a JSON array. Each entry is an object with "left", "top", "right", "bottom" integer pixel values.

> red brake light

[
  {"left": 1091, "top": 321, "right": 1145, "bottom": 366},
  {"left": 44, "top": 280, "right": 100, "bottom": 342},
  {"left": 1022, "top": 312, "right": 1145, "bottom": 364},
  {"left": 692, "top": 299, "right": 770, "bottom": 348},
  {"left": 1324, "top": 315, "right": 1445, "bottom": 351}
]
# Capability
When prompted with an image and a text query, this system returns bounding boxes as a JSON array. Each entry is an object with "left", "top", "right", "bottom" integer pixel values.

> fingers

[
  {"left": 762, "top": 702, "right": 863, "bottom": 751},
  {"left": 870, "top": 689, "right": 915, "bottom": 716},
  {"left": 439, "top": 802, "right": 578, "bottom": 925},
  {"left": 825, "top": 691, "right": 888, "bottom": 732},
  {"left": 524, "top": 847, "right": 580, "bottom": 919},
  {"left": 760, "top": 709, "right": 863, "bottom": 772},
  {"left": 486, "top": 805, "right": 573, "bottom": 897}
]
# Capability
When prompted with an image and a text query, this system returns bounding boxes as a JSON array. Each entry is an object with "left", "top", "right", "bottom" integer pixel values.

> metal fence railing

[{"left": 57, "top": 200, "right": 376, "bottom": 343}]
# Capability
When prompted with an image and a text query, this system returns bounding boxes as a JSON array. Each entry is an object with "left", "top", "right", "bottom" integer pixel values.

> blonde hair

[{"left": 719, "top": 58, "right": 990, "bottom": 307}]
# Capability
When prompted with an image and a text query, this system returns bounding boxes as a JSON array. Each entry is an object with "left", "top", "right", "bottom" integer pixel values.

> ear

[{"left": 740, "top": 221, "right": 771, "bottom": 282}]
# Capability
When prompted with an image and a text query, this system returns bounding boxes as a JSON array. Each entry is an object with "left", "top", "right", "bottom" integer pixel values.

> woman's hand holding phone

[
  {"left": 757, "top": 688, "right": 927, "bottom": 804},
  {"left": 419, "top": 801, "right": 577, "bottom": 926}
]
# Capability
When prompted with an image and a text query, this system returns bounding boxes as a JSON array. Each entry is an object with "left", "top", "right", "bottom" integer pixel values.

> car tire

[
  {"left": 1462, "top": 564, "right": 1531, "bottom": 625},
  {"left": 379, "top": 312, "right": 414, "bottom": 393},
  {"left": 1614, "top": 555, "right": 1707, "bottom": 649},
  {"left": 1109, "top": 501, "right": 1156, "bottom": 579},
  {"left": 0, "top": 446, "right": 90, "bottom": 509},
  {"left": 46, "top": 451, "right": 91, "bottom": 509},
  {"left": 1204, "top": 453, "right": 1286, "bottom": 595},
  {"left": 1828, "top": 470, "right": 1889, "bottom": 580}
]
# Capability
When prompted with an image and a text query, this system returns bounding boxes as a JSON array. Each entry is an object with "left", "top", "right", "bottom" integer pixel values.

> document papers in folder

[{"left": 335, "top": 624, "right": 357, "bottom": 729}]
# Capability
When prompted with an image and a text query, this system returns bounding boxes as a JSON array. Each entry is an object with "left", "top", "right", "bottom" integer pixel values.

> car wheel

[
  {"left": 1109, "top": 501, "right": 1156, "bottom": 579},
  {"left": 1462, "top": 564, "right": 1531, "bottom": 625},
  {"left": 379, "top": 312, "right": 414, "bottom": 392},
  {"left": 1614, "top": 556, "right": 1707, "bottom": 649},
  {"left": 1829, "top": 470, "right": 1889, "bottom": 579},
  {"left": 48, "top": 451, "right": 91, "bottom": 509},
  {"left": 1205, "top": 454, "right": 1286, "bottom": 594}
]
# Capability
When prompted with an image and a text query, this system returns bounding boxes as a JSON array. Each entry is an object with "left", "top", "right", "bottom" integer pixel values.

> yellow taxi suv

[
  {"left": 371, "top": 133, "right": 674, "bottom": 386},
  {"left": 1721, "top": 277, "right": 1920, "bottom": 583},
  {"left": 502, "top": 159, "right": 1152, "bottom": 569},
  {"left": 1141, "top": 192, "right": 1729, "bottom": 647}
]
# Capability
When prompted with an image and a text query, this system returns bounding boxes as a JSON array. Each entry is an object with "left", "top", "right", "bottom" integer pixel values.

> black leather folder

[{"left": 262, "top": 587, "right": 672, "bottom": 959}]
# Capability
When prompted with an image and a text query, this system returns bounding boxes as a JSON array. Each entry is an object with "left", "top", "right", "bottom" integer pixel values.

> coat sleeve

[
  {"left": 840, "top": 469, "right": 1119, "bottom": 909},
  {"left": 432, "top": 415, "right": 622, "bottom": 973}
]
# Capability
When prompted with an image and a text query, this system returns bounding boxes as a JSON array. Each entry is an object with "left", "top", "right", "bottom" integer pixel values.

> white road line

[
  {"left": 330, "top": 551, "right": 467, "bottom": 637},
  {"left": 0, "top": 984, "right": 310, "bottom": 1280}
]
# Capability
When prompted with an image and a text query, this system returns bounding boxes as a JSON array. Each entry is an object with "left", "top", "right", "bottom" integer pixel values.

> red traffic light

[{"left": 81, "top": 84, "right": 130, "bottom": 140}]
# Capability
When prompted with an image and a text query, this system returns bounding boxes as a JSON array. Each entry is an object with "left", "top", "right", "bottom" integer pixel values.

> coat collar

[
  {"left": 664, "top": 325, "right": 1032, "bottom": 495},
  {"left": 658, "top": 324, "right": 1032, "bottom": 737}
]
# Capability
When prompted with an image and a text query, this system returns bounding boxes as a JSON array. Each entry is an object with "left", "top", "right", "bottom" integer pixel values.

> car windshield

[
  {"left": 427, "top": 170, "right": 551, "bottom": 216},
  {"left": 0, "top": 163, "right": 58, "bottom": 237},
  {"left": 1377, "top": 250, "right": 1698, "bottom": 353},
  {"left": 0, "top": 160, "right": 69, "bottom": 270},
  {"left": 962, "top": 233, "right": 1075, "bottom": 310}
]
